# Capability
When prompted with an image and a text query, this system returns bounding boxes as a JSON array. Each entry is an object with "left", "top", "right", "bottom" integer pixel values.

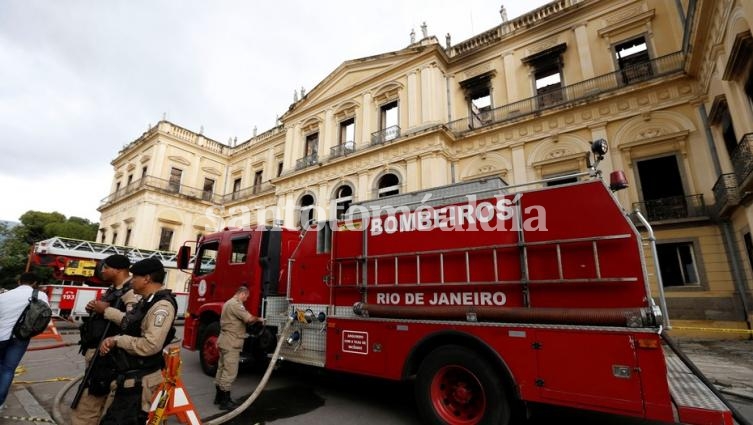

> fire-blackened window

[
  {"left": 460, "top": 71, "right": 494, "bottom": 129},
  {"left": 158, "top": 227, "right": 174, "bottom": 251},
  {"left": 615, "top": 36, "right": 652, "bottom": 84},
  {"left": 657, "top": 242, "right": 699, "bottom": 287},
  {"left": 522, "top": 43, "right": 566, "bottom": 109}
]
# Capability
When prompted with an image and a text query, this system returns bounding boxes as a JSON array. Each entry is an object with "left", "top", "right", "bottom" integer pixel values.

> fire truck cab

[{"left": 179, "top": 141, "right": 733, "bottom": 425}]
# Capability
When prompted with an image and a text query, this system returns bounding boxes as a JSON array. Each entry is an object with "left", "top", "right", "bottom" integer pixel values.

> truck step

[
  {"left": 277, "top": 348, "right": 326, "bottom": 368},
  {"left": 664, "top": 352, "right": 733, "bottom": 425}
]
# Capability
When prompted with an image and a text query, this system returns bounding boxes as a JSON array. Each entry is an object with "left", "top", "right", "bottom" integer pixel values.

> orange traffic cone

[
  {"left": 148, "top": 346, "right": 202, "bottom": 425},
  {"left": 32, "top": 320, "right": 63, "bottom": 343}
]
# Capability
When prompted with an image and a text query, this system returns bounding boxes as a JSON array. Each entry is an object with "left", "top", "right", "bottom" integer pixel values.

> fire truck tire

[
  {"left": 199, "top": 321, "right": 221, "bottom": 376},
  {"left": 415, "top": 345, "right": 509, "bottom": 425}
]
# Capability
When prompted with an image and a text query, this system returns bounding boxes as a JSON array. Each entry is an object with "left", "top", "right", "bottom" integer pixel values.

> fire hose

[
  {"left": 204, "top": 316, "right": 293, "bottom": 425},
  {"left": 52, "top": 317, "right": 294, "bottom": 425}
]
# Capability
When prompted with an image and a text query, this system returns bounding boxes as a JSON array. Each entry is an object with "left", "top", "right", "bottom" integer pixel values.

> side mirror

[{"left": 177, "top": 246, "right": 191, "bottom": 270}]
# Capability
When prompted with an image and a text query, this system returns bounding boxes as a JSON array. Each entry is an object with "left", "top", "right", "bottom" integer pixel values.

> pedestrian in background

[
  {"left": 95, "top": 258, "right": 176, "bottom": 424},
  {"left": 214, "top": 285, "right": 264, "bottom": 410},
  {"left": 71, "top": 254, "right": 139, "bottom": 425},
  {"left": 0, "top": 272, "right": 49, "bottom": 410}
]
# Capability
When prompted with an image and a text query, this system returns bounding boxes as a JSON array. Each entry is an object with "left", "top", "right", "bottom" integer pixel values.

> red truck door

[{"left": 534, "top": 329, "right": 645, "bottom": 416}]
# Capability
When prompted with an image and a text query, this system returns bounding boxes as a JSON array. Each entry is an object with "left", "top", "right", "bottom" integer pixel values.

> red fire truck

[{"left": 178, "top": 142, "right": 734, "bottom": 425}]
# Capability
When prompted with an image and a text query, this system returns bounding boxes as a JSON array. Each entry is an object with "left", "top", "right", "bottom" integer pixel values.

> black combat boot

[
  {"left": 213, "top": 385, "right": 222, "bottom": 405},
  {"left": 218, "top": 390, "right": 240, "bottom": 411}
]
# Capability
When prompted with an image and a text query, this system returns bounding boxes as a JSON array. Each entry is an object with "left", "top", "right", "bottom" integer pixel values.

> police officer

[
  {"left": 214, "top": 285, "right": 264, "bottom": 410},
  {"left": 95, "top": 258, "right": 176, "bottom": 425},
  {"left": 72, "top": 254, "right": 139, "bottom": 425}
]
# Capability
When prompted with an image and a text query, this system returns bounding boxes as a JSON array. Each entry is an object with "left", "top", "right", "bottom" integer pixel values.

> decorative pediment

[
  {"left": 598, "top": 9, "right": 655, "bottom": 41},
  {"left": 298, "top": 47, "right": 433, "bottom": 107},
  {"left": 301, "top": 118, "right": 321, "bottom": 134},
  {"left": 168, "top": 155, "right": 190, "bottom": 166},
  {"left": 140, "top": 155, "right": 151, "bottom": 164},
  {"left": 334, "top": 101, "right": 359, "bottom": 121},
  {"left": 201, "top": 166, "right": 222, "bottom": 176},
  {"left": 374, "top": 82, "right": 402, "bottom": 104},
  {"left": 126, "top": 163, "right": 136, "bottom": 171}
]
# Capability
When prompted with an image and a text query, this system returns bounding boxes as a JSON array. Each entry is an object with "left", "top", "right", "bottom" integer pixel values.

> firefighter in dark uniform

[
  {"left": 94, "top": 258, "right": 176, "bottom": 425},
  {"left": 72, "top": 254, "right": 139, "bottom": 425}
]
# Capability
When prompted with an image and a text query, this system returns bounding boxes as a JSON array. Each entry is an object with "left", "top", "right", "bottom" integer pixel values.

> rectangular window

[
  {"left": 99, "top": 229, "right": 106, "bottom": 243},
  {"left": 535, "top": 65, "right": 563, "bottom": 107},
  {"left": 305, "top": 132, "right": 319, "bottom": 158},
  {"left": 277, "top": 161, "right": 284, "bottom": 177},
  {"left": 115, "top": 182, "right": 121, "bottom": 192},
  {"left": 636, "top": 155, "right": 687, "bottom": 220},
  {"left": 169, "top": 167, "right": 182, "bottom": 193},
  {"left": 745, "top": 232, "right": 753, "bottom": 275},
  {"left": 124, "top": 228, "right": 132, "bottom": 247},
  {"left": 230, "top": 237, "right": 250, "bottom": 263},
  {"left": 232, "top": 178, "right": 242, "bottom": 200},
  {"left": 142, "top": 166, "right": 148, "bottom": 178},
  {"left": 253, "top": 170, "right": 263, "bottom": 194},
  {"left": 195, "top": 241, "right": 219, "bottom": 276},
  {"left": 158, "top": 228, "right": 174, "bottom": 251},
  {"left": 657, "top": 242, "right": 699, "bottom": 287},
  {"left": 203, "top": 178, "right": 215, "bottom": 201},
  {"left": 339, "top": 118, "right": 355, "bottom": 150},
  {"left": 616, "top": 37, "right": 652, "bottom": 84},
  {"left": 111, "top": 232, "right": 118, "bottom": 245},
  {"left": 381, "top": 101, "right": 399, "bottom": 129},
  {"left": 374, "top": 101, "right": 400, "bottom": 144},
  {"left": 127, "top": 174, "right": 133, "bottom": 185},
  {"left": 718, "top": 102, "right": 738, "bottom": 156}
]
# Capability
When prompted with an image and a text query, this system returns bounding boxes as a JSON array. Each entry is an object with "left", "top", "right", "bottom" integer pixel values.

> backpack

[{"left": 13, "top": 288, "right": 52, "bottom": 340}]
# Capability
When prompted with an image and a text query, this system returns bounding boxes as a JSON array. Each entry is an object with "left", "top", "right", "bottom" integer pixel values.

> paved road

[{"left": 3, "top": 325, "right": 753, "bottom": 424}]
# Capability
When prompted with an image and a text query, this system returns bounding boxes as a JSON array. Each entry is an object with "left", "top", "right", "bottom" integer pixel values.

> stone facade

[{"left": 97, "top": 0, "right": 753, "bottom": 334}]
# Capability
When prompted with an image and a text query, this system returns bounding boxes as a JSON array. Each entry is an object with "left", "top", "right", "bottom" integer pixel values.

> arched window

[
  {"left": 377, "top": 173, "right": 400, "bottom": 198},
  {"left": 298, "top": 194, "right": 315, "bottom": 228},
  {"left": 334, "top": 185, "right": 353, "bottom": 219}
]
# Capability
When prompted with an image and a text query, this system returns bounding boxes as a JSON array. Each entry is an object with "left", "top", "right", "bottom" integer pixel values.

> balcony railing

[
  {"left": 99, "top": 176, "right": 276, "bottom": 208},
  {"left": 730, "top": 133, "right": 753, "bottom": 189},
  {"left": 446, "top": 51, "right": 685, "bottom": 134},
  {"left": 330, "top": 142, "right": 355, "bottom": 159},
  {"left": 222, "top": 182, "right": 275, "bottom": 203},
  {"left": 371, "top": 125, "right": 401, "bottom": 146},
  {"left": 632, "top": 194, "right": 707, "bottom": 222},
  {"left": 295, "top": 153, "right": 319, "bottom": 171},
  {"left": 100, "top": 176, "right": 225, "bottom": 207},
  {"left": 712, "top": 173, "right": 740, "bottom": 218}
]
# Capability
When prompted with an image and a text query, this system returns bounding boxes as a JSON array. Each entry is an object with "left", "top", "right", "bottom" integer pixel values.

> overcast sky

[{"left": 0, "top": 0, "right": 549, "bottom": 224}]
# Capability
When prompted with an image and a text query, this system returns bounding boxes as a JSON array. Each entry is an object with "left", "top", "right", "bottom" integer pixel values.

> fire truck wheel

[
  {"left": 199, "top": 321, "right": 221, "bottom": 376},
  {"left": 416, "top": 345, "right": 509, "bottom": 425}
]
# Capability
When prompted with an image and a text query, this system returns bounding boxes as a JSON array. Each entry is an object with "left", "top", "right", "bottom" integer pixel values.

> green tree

[{"left": 0, "top": 211, "right": 98, "bottom": 289}]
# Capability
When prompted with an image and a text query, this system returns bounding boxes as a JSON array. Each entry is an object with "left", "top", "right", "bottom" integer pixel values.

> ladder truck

[
  {"left": 29, "top": 237, "right": 188, "bottom": 320},
  {"left": 177, "top": 140, "right": 735, "bottom": 425}
]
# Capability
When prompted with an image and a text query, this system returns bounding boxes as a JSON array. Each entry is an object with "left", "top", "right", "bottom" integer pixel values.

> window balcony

[
  {"left": 222, "top": 182, "right": 275, "bottom": 203},
  {"left": 100, "top": 176, "right": 224, "bottom": 208},
  {"left": 446, "top": 51, "right": 685, "bottom": 135},
  {"left": 712, "top": 173, "right": 740, "bottom": 218},
  {"left": 330, "top": 142, "right": 355, "bottom": 159},
  {"left": 632, "top": 194, "right": 707, "bottom": 223},
  {"left": 730, "top": 132, "right": 753, "bottom": 193},
  {"left": 371, "top": 125, "right": 400, "bottom": 146},
  {"left": 295, "top": 153, "right": 319, "bottom": 171}
]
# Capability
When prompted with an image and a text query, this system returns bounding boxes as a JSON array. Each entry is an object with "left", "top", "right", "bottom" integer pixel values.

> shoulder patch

[{"left": 152, "top": 308, "right": 169, "bottom": 327}]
